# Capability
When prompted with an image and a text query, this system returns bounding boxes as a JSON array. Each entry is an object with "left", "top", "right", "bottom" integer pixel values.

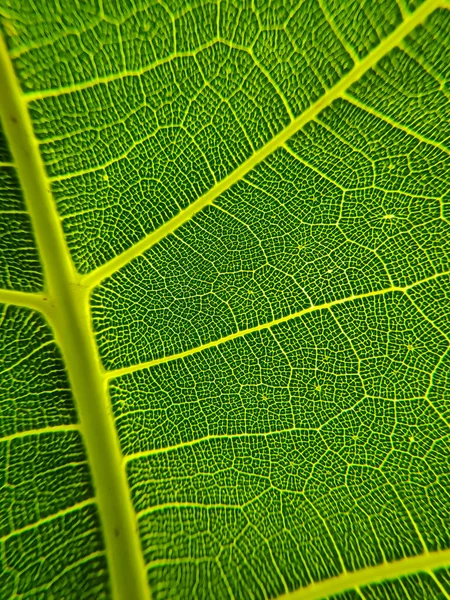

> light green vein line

[
  {"left": 430, "top": 571, "right": 450, "bottom": 600},
  {"left": 123, "top": 427, "right": 303, "bottom": 462},
  {"left": 107, "top": 287, "right": 401, "bottom": 380},
  {"left": 106, "top": 269, "right": 449, "bottom": 380},
  {"left": 25, "top": 551, "right": 107, "bottom": 596},
  {"left": 407, "top": 293, "right": 450, "bottom": 341},
  {"left": 343, "top": 93, "right": 450, "bottom": 155},
  {"left": 41, "top": 42, "right": 293, "bottom": 180},
  {"left": 317, "top": 0, "right": 359, "bottom": 62},
  {"left": 0, "top": 34, "right": 150, "bottom": 600},
  {"left": 23, "top": 47, "right": 210, "bottom": 102},
  {"left": 81, "top": 0, "right": 443, "bottom": 290},
  {"left": 397, "top": 0, "right": 410, "bottom": 20},
  {"left": 279, "top": 548, "right": 450, "bottom": 600},
  {"left": 137, "top": 502, "right": 243, "bottom": 518},
  {"left": 23, "top": 38, "right": 294, "bottom": 108},
  {"left": 0, "top": 423, "right": 80, "bottom": 443},
  {"left": 0, "top": 160, "right": 14, "bottom": 167},
  {"left": 0, "top": 339, "right": 55, "bottom": 377},
  {"left": 146, "top": 558, "right": 210, "bottom": 568},
  {"left": 0, "top": 288, "right": 50, "bottom": 312},
  {"left": 0, "top": 498, "right": 96, "bottom": 543}
]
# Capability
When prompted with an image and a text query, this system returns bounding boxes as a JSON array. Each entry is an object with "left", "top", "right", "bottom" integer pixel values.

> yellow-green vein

[
  {"left": 82, "top": 0, "right": 444, "bottom": 290},
  {"left": 0, "top": 33, "right": 150, "bottom": 600}
]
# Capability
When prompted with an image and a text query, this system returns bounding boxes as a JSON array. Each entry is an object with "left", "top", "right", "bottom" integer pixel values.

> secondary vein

[
  {"left": 81, "top": 0, "right": 444, "bottom": 290},
  {"left": 105, "top": 268, "right": 450, "bottom": 380}
]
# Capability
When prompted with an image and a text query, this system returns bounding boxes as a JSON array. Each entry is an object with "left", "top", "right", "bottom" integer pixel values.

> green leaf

[{"left": 1, "top": 1, "right": 450, "bottom": 599}]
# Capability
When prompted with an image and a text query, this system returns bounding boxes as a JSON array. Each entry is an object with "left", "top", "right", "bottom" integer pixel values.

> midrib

[
  {"left": 0, "top": 34, "right": 150, "bottom": 600},
  {"left": 0, "top": 2, "right": 448, "bottom": 599}
]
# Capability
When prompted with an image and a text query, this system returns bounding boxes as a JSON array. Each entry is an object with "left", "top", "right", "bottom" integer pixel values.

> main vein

[
  {"left": 82, "top": 0, "right": 443, "bottom": 290},
  {"left": 0, "top": 34, "right": 150, "bottom": 600}
]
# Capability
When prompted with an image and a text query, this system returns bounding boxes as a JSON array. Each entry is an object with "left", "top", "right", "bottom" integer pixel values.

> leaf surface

[{"left": 0, "top": 1, "right": 450, "bottom": 599}]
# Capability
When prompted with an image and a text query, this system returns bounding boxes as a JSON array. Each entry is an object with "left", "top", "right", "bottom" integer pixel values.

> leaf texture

[{"left": 0, "top": 0, "right": 450, "bottom": 599}]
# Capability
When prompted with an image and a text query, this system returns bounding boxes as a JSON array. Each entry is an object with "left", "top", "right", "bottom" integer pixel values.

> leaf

[{"left": 0, "top": 1, "right": 450, "bottom": 599}]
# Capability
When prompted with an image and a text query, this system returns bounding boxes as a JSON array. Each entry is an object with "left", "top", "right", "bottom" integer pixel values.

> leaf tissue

[{"left": 0, "top": 0, "right": 449, "bottom": 598}]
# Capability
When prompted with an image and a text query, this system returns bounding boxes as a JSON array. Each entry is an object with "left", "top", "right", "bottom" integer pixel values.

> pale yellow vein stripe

[
  {"left": 343, "top": 93, "right": 450, "bottom": 156},
  {"left": 30, "top": 553, "right": 107, "bottom": 596},
  {"left": 397, "top": 0, "right": 410, "bottom": 20},
  {"left": 23, "top": 39, "right": 291, "bottom": 108},
  {"left": 430, "top": 571, "right": 450, "bottom": 600},
  {"left": 0, "top": 498, "right": 96, "bottom": 543},
  {"left": 317, "top": 0, "right": 359, "bottom": 62},
  {"left": 136, "top": 501, "right": 245, "bottom": 518},
  {"left": 0, "top": 423, "right": 80, "bottom": 444},
  {"left": 105, "top": 269, "right": 449, "bottom": 380},
  {"left": 279, "top": 548, "right": 450, "bottom": 600},
  {"left": 124, "top": 427, "right": 303, "bottom": 462},
  {"left": 107, "top": 287, "right": 400, "bottom": 380},
  {"left": 81, "top": 0, "right": 443, "bottom": 290},
  {"left": 0, "top": 288, "right": 51, "bottom": 313},
  {"left": 146, "top": 549, "right": 450, "bottom": 589}
]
